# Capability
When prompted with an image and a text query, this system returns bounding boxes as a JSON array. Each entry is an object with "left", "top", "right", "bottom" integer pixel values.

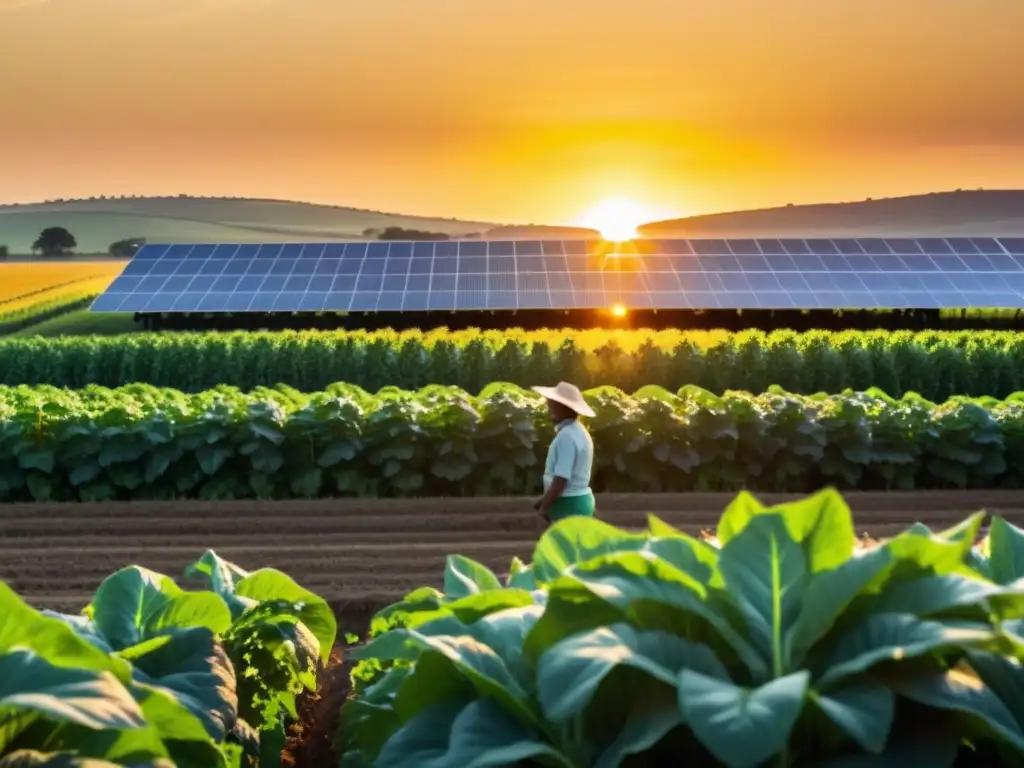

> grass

[{"left": 8, "top": 308, "right": 136, "bottom": 337}]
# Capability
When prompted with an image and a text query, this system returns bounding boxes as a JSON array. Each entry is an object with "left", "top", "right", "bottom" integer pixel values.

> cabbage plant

[{"left": 350, "top": 489, "right": 1024, "bottom": 767}]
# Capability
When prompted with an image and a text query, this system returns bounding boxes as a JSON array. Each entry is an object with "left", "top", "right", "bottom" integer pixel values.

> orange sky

[{"left": 1, "top": 0, "right": 1023, "bottom": 225}]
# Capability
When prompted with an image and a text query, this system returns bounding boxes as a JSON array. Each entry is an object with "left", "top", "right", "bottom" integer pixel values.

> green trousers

[{"left": 548, "top": 490, "right": 596, "bottom": 522}]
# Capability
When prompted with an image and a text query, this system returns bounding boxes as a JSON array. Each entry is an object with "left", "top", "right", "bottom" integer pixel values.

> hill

[
  {"left": 639, "top": 190, "right": 1024, "bottom": 238},
  {"left": 2, "top": 190, "right": 1023, "bottom": 255},
  {"left": 0, "top": 196, "right": 499, "bottom": 254}
]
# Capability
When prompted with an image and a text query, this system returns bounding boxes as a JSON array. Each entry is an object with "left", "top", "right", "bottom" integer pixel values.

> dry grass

[{"left": 0, "top": 263, "right": 123, "bottom": 310}]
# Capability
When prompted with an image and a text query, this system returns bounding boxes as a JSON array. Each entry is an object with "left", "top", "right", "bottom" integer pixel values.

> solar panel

[{"left": 91, "top": 238, "right": 1024, "bottom": 313}]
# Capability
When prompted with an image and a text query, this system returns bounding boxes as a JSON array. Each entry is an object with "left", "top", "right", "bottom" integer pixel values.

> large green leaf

[
  {"left": 643, "top": 516, "right": 721, "bottom": 587},
  {"left": 369, "top": 587, "right": 446, "bottom": 636},
  {"left": 442, "top": 556, "right": 502, "bottom": 598},
  {"left": 0, "top": 584, "right": 129, "bottom": 679},
  {"left": 370, "top": 701, "right": 460, "bottom": 768},
  {"left": 442, "top": 699, "right": 574, "bottom": 768},
  {"left": 715, "top": 490, "right": 765, "bottom": 544},
  {"left": 182, "top": 550, "right": 254, "bottom": 618},
  {"left": 534, "top": 551, "right": 767, "bottom": 676},
  {"left": 505, "top": 557, "right": 536, "bottom": 591},
  {"left": 717, "top": 488, "right": 855, "bottom": 573},
  {"left": 234, "top": 568, "right": 337, "bottom": 663},
  {"left": 816, "top": 614, "right": 998, "bottom": 687},
  {"left": 536, "top": 623, "right": 726, "bottom": 721},
  {"left": 989, "top": 517, "right": 1024, "bottom": 586},
  {"left": 401, "top": 590, "right": 537, "bottom": 633},
  {"left": 0, "top": 649, "right": 144, "bottom": 732},
  {"left": 87, "top": 567, "right": 231, "bottom": 650},
  {"left": 891, "top": 666, "right": 1024, "bottom": 753},
  {"left": 357, "top": 627, "right": 539, "bottom": 729},
  {"left": 531, "top": 516, "right": 648, "bottom": 583},
  {"left": 965, "top": 650, "right": 1024, "bottom": 731},
  {"left": 866, "top": 573, "right": 1024, "bottom": 620},
  {"left": 717, "top": 514, "right": 808, "bottom": 677},
  {"left": 678, "top": 669, "right": 809, "bottom": 768},
  {"left": 785, "top": 546, "right": 893, "bottom": 668},
  {"left": 79, "top": 684, "right": 227, "bottom": 768},
  {"left": 811, "top": 682, "right": 894, "bottom": 754},
  {"left": 127, "top": 627, "right": 238, "bottom": 743}
]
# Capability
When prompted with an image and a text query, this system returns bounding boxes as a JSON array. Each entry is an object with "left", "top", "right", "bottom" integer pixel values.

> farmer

[{"left": 530, "top": 381, "right": 596, "bottom": 525}]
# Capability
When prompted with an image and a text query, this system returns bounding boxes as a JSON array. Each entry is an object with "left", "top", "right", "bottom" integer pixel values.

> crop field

[
  {"left": 4, "top": 490, "right": 1022, "bottom": 625},
  {"left": 0, "top": 261, "right": 122, "bottom": 306},
  {"left": 8, "top": 259, "right": 1024, "bottom": 765},
  {"left": 5, "top": 327, "right": 1024, "bottom": 399}
]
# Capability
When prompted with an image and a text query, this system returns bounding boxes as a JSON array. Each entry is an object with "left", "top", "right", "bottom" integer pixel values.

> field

[
  {"left": 8, "top": 236, "right": 1024, "bottom": 765},
  {"left": 3, "top": 490, "right": 1020, "bottom": 626},
  {"left": 0, "top": 261, "right": 122, "bottom": 307}
]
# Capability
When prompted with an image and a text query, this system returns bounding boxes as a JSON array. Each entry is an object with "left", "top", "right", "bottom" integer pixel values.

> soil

[
  {"left": 283, "top": 646, "right": 354, "bottom": 768},
  {"left": 5, "top": 491, "right": 1023, "bottom": 767}
]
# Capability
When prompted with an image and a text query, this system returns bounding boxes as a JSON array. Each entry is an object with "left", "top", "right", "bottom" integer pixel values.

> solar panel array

[{"left": 91, "top": 237, "right": 1024, "bottom": 313}]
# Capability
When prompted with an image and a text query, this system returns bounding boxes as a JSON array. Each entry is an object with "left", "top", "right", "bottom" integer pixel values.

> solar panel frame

[{"left": 91, "top": 237, "right": 1024, "bottom": 314}]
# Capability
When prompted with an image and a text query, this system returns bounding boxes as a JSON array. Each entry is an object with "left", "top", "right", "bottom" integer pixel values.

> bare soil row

[{"left": 6, "top": 492, "right": 1024, "bottom": 632}]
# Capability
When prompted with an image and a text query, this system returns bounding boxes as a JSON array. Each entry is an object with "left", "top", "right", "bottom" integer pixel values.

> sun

[{"left": 577, "top": 197, "right": 660, "bottom": 241}]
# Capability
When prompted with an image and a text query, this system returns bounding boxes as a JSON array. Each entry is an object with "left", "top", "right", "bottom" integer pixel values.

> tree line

[{"left": 0, "top": 227, "right": 145, "bottom": 258}]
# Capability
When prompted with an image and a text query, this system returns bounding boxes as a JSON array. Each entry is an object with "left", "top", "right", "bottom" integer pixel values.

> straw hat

[{"left": 530, "top": 381, "right": 596, "bottom": 418}]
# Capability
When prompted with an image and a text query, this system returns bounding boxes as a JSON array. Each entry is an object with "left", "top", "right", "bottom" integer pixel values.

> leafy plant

[
  {"left": 4, "top": 382, "right": 1024, "bottom": 501},
  {"left": 4, "top": 328, "right": 1024, "bottom": 401},
  {"left": 1, "top": 551, "right": 335, "bottom": 767},
  {"left": 348, "top": 489, "right": 1024, "bottom": 767}
]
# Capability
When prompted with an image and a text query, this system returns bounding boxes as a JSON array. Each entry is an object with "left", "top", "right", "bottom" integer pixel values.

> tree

[
  {"left": 0, "top": 245, "right": 8, "bottom": 259},
  {"left": 378, "top": 226, "right": 450, "bottom": 241},
  {"left": 31, "top": 227, "right": 77, "bottom": 257},
  {"left": 109, "top": 237, "right": 146, "bottom": 258}
]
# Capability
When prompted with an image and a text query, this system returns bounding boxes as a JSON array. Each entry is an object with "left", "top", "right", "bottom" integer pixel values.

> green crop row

[
  {"left": 0, "top": 551, "right": 336, "bottom": 767},
  {"left": 340, "top": 489, "right": 1024, "bottom": 767},
  {"left": 4, "top": 327, "right": 1024, "bottom": 399},
  {"left": 0, "top": 292, "right": 94, "bottom": 335},
  {"left": 2, "top": 381, "right": 1024, "bottom": 502}
]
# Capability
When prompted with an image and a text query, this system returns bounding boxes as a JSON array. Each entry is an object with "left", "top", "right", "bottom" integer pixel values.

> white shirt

[{"left": 542, "top": 418, "right": 594, "bottom": 497}]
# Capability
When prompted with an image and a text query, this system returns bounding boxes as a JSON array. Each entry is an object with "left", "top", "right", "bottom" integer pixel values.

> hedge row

[
  {"left": 2, "top": 381, "right": 1023, "bottom": 501},
  {"left": 6, "top": 328, "right": 1024, "bottom": 398}
]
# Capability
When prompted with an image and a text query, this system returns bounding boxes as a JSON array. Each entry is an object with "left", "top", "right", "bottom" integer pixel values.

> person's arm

[
  {"left": 535, "top": 434, "right": 576, "bottom": 518},
  {"left": 535, "top": 476, "right": 568, "bottom": 518}
]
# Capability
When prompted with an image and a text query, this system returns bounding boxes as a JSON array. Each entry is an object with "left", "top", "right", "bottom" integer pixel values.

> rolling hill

[
  {"left": 639, "top": 190, "right": 1024, "bottom": 238},
  {"left": 0, "top": 197, "right": 500, "bottom": 254},
  {"left": 1, "top": 190, "right": 1023, "bottom": 255}
]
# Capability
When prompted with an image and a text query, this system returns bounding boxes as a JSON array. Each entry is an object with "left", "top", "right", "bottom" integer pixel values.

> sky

[{"left": 1, "top": 0, "right": 1023, "bottom": 226}]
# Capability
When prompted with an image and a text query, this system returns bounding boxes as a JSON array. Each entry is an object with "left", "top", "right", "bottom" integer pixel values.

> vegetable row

[
  {"left": 3, "top": 381, "right": 1024, "bottom": 501},
  {"left": 6, "top": 327, "right": 1024, "bottom": 399},
  {"left": 341, "top": 489, "right": 1024, "bottom": 767},
  {"left": 0, "top": 551, "right": 336, "bottom": 767}
]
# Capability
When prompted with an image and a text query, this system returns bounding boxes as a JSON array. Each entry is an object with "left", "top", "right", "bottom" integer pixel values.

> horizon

[
  {"left": 2, "top": 1, "right": 1023, "bottom": 231},
  {"left": 2, "top": 187, "right": 1019, "bottom": 230}
]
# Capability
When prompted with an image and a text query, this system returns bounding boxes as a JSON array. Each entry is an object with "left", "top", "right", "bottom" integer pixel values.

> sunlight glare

[{"left": 578, "top": 197, "right": 656, "bottom": 241}]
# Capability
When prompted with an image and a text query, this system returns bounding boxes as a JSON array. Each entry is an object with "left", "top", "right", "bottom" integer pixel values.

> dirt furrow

[
  {"left": 6, "top": 492, "right": 1024, "bottom": 629},
  {"left": 3, "top": 490, "right": 1023, "bottom": 522}
]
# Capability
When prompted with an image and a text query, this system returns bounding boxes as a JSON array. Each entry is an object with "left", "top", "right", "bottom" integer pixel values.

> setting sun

[{"left": 576, "top": 197, "right": 676, "bottom": 241}]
